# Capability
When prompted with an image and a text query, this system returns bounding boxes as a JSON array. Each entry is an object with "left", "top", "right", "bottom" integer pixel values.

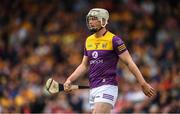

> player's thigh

[{"left": 93, "top": 102, "right": 112, "bottom": 114}]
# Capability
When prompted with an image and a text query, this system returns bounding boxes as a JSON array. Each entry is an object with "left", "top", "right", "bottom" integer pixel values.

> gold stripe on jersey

[
  {"left": 86, "top": 31, "right": 115, "bottom": 50},
  {"left": 117, "top": 44, "right": 126, "bottom": 51}
]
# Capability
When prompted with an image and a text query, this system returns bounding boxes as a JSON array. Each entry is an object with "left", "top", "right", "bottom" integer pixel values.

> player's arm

[
  {"left": 118, "top": 51, "right": 155, "bottom": 97},
  {"left": 66, "top": 56, "right": 89, "bottom": 82},
  {"left": 112, "top": 36, "right": 155, "bottom": 97},
  {"left": 64, "top": 56, "right": 89, "bottom": 91}
]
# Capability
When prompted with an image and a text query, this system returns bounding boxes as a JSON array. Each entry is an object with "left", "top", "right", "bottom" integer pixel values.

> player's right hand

[{"left": 64, "top": 79, "right": 72, "bottom": 92}]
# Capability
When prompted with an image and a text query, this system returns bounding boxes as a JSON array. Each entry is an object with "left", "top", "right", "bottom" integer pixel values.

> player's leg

[{"left": 93, "top": 102, "right": 112, "bottom": 113}]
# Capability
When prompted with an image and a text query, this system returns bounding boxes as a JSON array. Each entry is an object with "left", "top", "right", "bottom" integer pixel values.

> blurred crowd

[{"left": 0, "top": 0, "right": 179, "bottom": 113}]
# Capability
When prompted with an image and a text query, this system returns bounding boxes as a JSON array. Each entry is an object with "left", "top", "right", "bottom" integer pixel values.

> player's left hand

[{"left": 141, "top": 82, "right": 156, "bottom": 97}]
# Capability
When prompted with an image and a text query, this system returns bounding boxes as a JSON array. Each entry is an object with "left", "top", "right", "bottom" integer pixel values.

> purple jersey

[{"left": 84, "top": 31, "right": 127, "bottom": 88}]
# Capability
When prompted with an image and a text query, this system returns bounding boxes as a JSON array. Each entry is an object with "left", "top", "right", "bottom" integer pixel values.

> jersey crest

[{"left": 85, "top": 31, "right": 115, "bottom": 50}]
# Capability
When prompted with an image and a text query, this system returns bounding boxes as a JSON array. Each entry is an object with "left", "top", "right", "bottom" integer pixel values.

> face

[{"left": 87, "top": 16, "right": 102, "bottom": 32}]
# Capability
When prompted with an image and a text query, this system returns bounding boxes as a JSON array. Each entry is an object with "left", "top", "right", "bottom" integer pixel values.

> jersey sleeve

[
  {"left": 84, "top": 47, "right": 88, "bottom": 56},
  {"left": 112, "top": 36, "right": 127, "bottom": 55},
  {"left": 84, "top": 39, "right": 88, "bottom": 56}
]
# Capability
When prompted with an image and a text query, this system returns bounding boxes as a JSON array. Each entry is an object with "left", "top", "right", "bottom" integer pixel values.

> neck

[{"left": 95, "top": 27, "right": 107, "bottom": 38}]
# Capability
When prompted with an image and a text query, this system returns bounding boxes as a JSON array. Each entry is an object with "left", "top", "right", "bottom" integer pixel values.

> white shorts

[{"left": 89, "top": 85, "right": 118, "bottom": 110}]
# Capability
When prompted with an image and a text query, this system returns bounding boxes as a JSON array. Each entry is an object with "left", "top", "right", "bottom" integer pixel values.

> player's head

[{"left": 86, "top": 8, "right": 109, "bottom": 33}]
